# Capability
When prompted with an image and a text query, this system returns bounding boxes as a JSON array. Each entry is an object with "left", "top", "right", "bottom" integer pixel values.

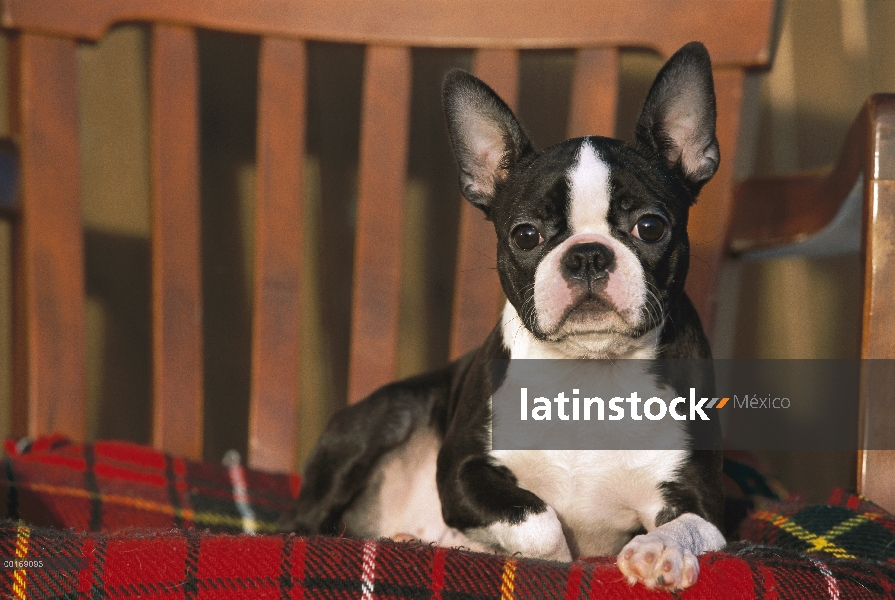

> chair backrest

[{"left": 2, "top": 0, "right": 776, "bottom": 471}]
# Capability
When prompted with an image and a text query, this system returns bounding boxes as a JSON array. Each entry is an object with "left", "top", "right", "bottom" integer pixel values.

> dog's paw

[
  {"left": 617, "top": 532, "right": 699, "bottom": 591},
  {"left": 470, "top": 505, "right": 572, "bottom": 562}
]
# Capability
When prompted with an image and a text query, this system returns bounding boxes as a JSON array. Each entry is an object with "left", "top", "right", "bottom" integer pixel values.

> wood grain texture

[
  {"left": 248, "top": 37, "right": 306, "bottom": 471},
  {"left": 567, "top": 48, "right": 619, "bottom": 139},
  {"left": 685, "top": 67, "right": 745, "bottom": 336},
  {"left": 347, "top": 46, "right": 411, "bottom": 404},
  {"left": 448, "top": 49, "right": 518, "bottom": 360},
  {"left": 150, "top": 25, "right": 203, "bottom": 460},
  {"left": 857, "top": 95, "right": 895, "bottom": 513},
  {"left": 14, "top": 34, "right": 86, "bottom": 440},
  {"left": 3, "top": 0, "right": 776, "bottom": 67}
]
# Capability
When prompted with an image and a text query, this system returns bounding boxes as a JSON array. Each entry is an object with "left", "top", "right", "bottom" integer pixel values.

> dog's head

[{"left": 444, "top": 42, "right": 718, "bottom": 358}]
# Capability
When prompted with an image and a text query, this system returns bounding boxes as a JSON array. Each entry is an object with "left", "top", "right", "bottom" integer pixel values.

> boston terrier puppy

[{"left": 280, "top": 41, "right": 725, "bottom": 591}]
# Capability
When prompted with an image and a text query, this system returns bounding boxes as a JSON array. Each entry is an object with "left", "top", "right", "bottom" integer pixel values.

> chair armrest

[{"left": 728, "top": 94, "right": 894, "bottom": 256}]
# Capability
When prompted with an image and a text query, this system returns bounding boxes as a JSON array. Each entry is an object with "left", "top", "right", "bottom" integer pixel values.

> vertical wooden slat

[
  {"left": 248, "top": 37, "right": 306, "bottom": 471},
  {"left": 150, "top": 25, "right": 203, "bottom": 459},
  {"left": 14, "top": 34, "right": 86, "bottom": 439},
  {"left": 347, "top": 45, "right": 411, "bottom": 404},
  {"left": 567, "top": 48, "right": 619, "bottom": 139},
  {"left": 857, "top": 95, "right": 895, "bottom": 514},
  {"left": 685, "top": 67, "right": 745, "bottom": 337},
  {"left": 9, "top": 38, "right": 26, "bottom": 440},
  {"left": 448, "top": 49, "right": 518, "bottom": 360}
]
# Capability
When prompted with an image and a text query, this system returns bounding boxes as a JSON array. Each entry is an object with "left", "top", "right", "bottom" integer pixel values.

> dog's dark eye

[
  {"left": 631, "top": 216, "right": 667, "bottom": 242},
  {"left": 511, "top": 224, "right": 543, "bottom": 250}
]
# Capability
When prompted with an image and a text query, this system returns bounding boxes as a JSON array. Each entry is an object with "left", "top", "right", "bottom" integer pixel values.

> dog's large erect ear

[
  {"left": 634, "top": 42, "right": 719, "bottom": 195},
  {"left": 443, "top": 70, "right": 533, "bottom": 214}
]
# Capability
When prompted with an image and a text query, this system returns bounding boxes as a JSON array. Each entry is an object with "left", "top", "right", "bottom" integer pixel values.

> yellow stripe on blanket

[
  {"left": 13, "top": 523, "right": 30, "bottom": 600},
  {"left": 500, "top": 558, "right": 517, "bottom": 600},
  {"left": 753, "top": 510, "right": 878, "bottom": 559},
  {"left": 15, "top": 481, "right": 280, "bottom": 532}
]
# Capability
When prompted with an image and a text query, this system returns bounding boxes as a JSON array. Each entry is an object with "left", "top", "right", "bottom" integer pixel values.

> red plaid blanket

[
  {"left": 3, "top": 437, "right": 895, "bottom": 598},
  {"left": 3, "top": 522, "right": 895, "bottom": 599},
  {"left": 2, "top": 435, "right": 299, "bottom": 534}
]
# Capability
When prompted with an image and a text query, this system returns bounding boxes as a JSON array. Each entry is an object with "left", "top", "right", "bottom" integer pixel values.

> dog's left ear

[{"left": 634, "top": 42, "right": 719, "bottom": 197}]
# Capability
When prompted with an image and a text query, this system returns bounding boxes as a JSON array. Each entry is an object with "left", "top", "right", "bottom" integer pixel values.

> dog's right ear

[{"left": 443, "top": 70, "right": 533, "bottom": 215}]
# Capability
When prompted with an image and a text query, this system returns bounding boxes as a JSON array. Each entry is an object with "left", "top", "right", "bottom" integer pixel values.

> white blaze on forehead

[{"left": 568, "top": 142, "right": 612, "bottom": 235}]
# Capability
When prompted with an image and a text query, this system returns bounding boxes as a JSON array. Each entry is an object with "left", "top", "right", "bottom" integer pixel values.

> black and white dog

[{"left": 280, "top": 42, "right": 725, "bottom": 591}]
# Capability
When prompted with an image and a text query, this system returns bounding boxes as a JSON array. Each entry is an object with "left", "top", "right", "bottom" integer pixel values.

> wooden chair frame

[
  {"left": 731, "top": 95, "right": 895, "bottom": 512},
  {"left": 3, "top": 0, "right": 801, "bottom": 476}
]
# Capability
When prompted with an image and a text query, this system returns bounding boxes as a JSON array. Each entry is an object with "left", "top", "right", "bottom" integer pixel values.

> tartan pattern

[
  {"left": 2, "top": 521, "right": 895, "bottom": 599},
  {"left": 2, "top": 437, "right": 773, "bottom": 538},
  {"left": 4, "top": 437, "right": 895, "bottom": 598},
  {"left": 2, "top": 435, "right": 300, "bottom": 534},
  {"left": 740, "top": 488, "right": 895, "bottom": 564}
]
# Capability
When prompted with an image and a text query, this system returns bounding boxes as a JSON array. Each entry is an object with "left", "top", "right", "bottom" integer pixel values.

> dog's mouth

[
  {"left": 565, "top": 294, "right": 612, "bottom": 319},
  {"left": 548, "top": 292, "right": 634, "bottom": 336}
]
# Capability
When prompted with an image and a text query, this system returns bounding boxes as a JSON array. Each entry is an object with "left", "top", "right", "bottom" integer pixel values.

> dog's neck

[{"left": 499, "top": 301, "right": 661, "bottom": 360}]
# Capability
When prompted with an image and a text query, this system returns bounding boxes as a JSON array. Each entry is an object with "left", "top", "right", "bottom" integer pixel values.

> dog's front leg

[
  {"left": 617, "top": 512, "right": 725, "bottom": 590},
  {"left": 436, "top": 453, "right": 572, "bottom": 561}
]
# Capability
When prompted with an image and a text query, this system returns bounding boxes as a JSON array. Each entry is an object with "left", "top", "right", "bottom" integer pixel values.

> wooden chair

[
  {"left": 6, "top": 0, "right": 881, "bottom": 509},
  {"left": 2, "top": 0, "right": 778, "bottom": 472},
  {"left": 7, "top": 0, "right": 892, "bottom": 515}
]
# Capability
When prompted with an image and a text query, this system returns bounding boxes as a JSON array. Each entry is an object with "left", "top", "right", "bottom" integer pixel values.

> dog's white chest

[{"left": 489, "top": 448, "right": 689, "bottom": 556}]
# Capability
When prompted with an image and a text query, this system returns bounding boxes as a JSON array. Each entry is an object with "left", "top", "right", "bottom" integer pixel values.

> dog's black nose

[{"left": 561, "top": 242, "right": 614, "bottom": 286}]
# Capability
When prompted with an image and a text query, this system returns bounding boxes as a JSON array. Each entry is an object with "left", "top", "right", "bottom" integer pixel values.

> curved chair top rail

[{"left": 3, "top": 0, "right": 776, "bottom": 66}]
